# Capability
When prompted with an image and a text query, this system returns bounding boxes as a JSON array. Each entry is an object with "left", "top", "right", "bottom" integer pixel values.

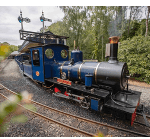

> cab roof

[{"left": 18, "top": 30, "right": 69, "bottom": 53}]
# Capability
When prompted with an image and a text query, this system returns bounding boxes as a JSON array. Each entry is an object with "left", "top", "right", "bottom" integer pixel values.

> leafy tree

[
  {"left": 59, "top": 6, "right": 88, "bottom": 50},
  {"left": 47, "top": 6, "right": 150, "bottom": 63},
  {"left": 0, "top": 44, "right": 10, "bottom": 56},
  {"left": 121, "top": 19, "right": 150, "bottom": 41},
  {"left": 89, "top": 6, "right": 116, "bottom": 61},
  {"left": 0, "top": 43, "right": 18, "bottom": 60},
  {"left": 145, "top": 6, "right": 150, "bottom": 36},
  {"left": 135, "top": 19, "right": 150, "bottom": 37},
  {"left": 121, "top": 20, "right": 141, "bottom": 41},
  {"left": 58, "top": 6, "right": 117, "bottom": 61},
  {"left": 17, "top": 45, "right": 21, "bottom": 50},
  {"left": 118, "top": 36, "right": 150, "bottom": 83},
  {"left": 9, "top": 45, "right": 18, "bottom": 52},
  {"left": 2, "top": 42, "right": 10, "bottom": 45}
]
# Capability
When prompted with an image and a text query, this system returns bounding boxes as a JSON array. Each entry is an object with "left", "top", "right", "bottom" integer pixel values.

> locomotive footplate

[
  {"left": 104, "top": 89, "right": 141, "bottom": 125},
  {"left": 45, "top": 78, "right": 110, "bottom": 99}
]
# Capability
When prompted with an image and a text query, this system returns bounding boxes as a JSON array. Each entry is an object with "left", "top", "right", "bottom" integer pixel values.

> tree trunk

[
  {"left": 128, "top": 6, "right": 133, "bottom": 36},
  {"left": 145, "top": 6, "right": 150, "bottom": 36}
]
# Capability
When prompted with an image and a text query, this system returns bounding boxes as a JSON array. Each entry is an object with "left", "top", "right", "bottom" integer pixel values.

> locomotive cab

[{"left": 28, "top": 44, "right": 69, "bottom": 83}]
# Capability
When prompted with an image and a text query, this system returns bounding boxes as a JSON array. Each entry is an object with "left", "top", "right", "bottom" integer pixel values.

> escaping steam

[{"left": 108, "top": 7, "right": 126, "bottom": 37}]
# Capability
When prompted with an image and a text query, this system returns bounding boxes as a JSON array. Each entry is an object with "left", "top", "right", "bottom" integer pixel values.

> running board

[{"left": 53, "top": 92, "right": 81, "bottom": 103}]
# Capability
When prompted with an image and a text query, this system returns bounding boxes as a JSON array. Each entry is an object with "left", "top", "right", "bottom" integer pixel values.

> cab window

[
  {"left": 23, "top": 55, "right": 31, "bottom": 65},
  {"left": 32, "top": 50, "right": 40, "bottom": 66}
]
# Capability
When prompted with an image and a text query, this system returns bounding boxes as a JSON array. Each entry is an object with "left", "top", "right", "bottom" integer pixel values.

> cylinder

[{"left": 85, "top": 74, "right": 93, "bottom": 87}]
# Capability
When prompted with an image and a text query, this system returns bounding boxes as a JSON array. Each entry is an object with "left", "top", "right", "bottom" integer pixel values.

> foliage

[
  {"left": 0, "top": 91, "right": 36, "bottom": 135},
  {"left": 17, "top": 45, "right": 22, "bottom": 50},
  {"left": 0, "top": 44, "right": 10, "bottom": 56},
  {"left": 9, "top": 45, "right": 18, "bottom": 53},
  {"left": 0, "top": 43, "right": 18, "bottom": 60},
  {"left": 95, "top": 132, "right": 104, "bottom": 137},
  {"left": 89, "top": 6, "right": 114, "bottom": 61},
  {"left": 121, "top": 19, "right": 150, "bottom": 41},
  {"left": 47, "top": 7, "right": 94, "bottom": 59},
  {"left": 136, "top": 19, "right": 150, "bottom": 36},
  {"left": 121, "top": 20, "right": 141, "bottom": 41},
  {"left": 118, "top": 36, "right": 150, "bottom": 83},
  {"left": 45, "top": 6, "right": 148, "bottom": 62},
  {"left": 49, "top": 6, "right": 117, "bottom": 61}
]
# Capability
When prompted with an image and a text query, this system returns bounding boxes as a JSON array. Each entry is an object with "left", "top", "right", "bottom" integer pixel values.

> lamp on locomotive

[{"left": 109, "top": 36, "right": 120, "bottom": 44}]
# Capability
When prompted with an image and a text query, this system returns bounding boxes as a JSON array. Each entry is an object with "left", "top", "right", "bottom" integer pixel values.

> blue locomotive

[{"left": 15, "top": 12, "right": 142, "bottom": 126}]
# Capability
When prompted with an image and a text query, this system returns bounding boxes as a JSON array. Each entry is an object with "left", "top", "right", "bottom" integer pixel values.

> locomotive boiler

[
  {"left": 15, "top": 11, "right": 142, "bottom": 126},
  {"left": 58, "top": 36, "right": 128, "bottom": 91}
]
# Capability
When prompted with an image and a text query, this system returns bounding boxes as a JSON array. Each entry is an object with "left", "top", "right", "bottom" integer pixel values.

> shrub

[{"left": 118, "top": 36, "right": 150, "bottom": 84}]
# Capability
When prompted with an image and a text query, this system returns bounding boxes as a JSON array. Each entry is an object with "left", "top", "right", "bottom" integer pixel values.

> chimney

[{"left": 108, "top": 36, "right": 120, "bottom": 63}]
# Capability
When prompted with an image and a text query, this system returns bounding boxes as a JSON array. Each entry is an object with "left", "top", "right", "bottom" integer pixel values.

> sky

[
  {"left": 0, "top": 6, "right": 64, "bottom": 46},
  {"left": 0, "top": 0, "right": 150, "bottom": 46}
]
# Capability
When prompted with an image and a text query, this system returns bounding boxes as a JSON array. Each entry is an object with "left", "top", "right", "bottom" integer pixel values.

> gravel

[
  {"left": 129, "top": 85, "right": 150, "bottom": 115},
  {"left": 0, "top": 59, "right": 150, "bottom": 137}
]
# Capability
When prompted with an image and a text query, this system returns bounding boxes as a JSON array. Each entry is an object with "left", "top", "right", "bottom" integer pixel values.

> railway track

[
  {"left": 0, "top": 83, "right": 149, "bottom": 137},
  {"left": 0, "top": 93, "right": 94, "bottom": 137},
  {"left": 135, "top": 113, "right": 150, "bottom": 127},
  {"left": 0, "top": 59, "right": 11, "bottom": 73}
]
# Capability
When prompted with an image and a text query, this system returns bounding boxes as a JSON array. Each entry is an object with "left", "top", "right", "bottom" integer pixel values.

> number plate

[{"left": 57, "top": 78, "right": 72, "bottom": 86}]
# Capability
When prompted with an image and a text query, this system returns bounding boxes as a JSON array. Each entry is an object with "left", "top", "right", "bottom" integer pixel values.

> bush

[{"left": 118, "top": 36, "right": 150, "bottom": 84}]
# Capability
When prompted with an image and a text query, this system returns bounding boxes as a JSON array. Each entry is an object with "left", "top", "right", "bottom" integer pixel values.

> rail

[{"left": 0, "top": 83, "right": 149, "bottom": 137}]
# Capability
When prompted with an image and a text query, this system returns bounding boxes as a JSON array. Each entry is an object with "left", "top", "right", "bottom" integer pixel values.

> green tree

[
  {"left": 145, "top": 6, "right": 150, "bottom": 36},
  {"left": 90, "top": 6, "right": 116, "bottom": 61},
  {"left": 9, "top": 45, "right": 18, "bottom": 52},
  {"left": 118, "top": 36, "right": 150, "bottom": 83},
  {"left": 46, "top": 6, "right": 148, "bottom": 62},
  {"left": 59, "top": 6, "right": 88, "bottom": 50},
  {"left": 121, "top": 20, "right": 141, "bottom": 41}
]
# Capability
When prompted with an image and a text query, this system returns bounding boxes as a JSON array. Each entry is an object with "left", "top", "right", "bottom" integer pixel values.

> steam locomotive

[{"left": 15, "top": 12, "right": 142, "bottom": 126}]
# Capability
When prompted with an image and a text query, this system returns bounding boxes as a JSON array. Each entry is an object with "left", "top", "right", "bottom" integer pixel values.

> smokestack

[{"left": 108, "top": 36, "right": 120, "bottom": 63}]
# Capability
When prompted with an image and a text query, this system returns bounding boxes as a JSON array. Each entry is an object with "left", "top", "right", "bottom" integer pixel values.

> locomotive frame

[{"left": 15, "top": 13, "right": 142, "bottom": 126}]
